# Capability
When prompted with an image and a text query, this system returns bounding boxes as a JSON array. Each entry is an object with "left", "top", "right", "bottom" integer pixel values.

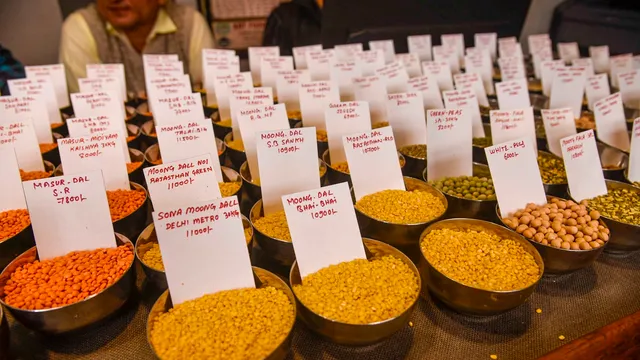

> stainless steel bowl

[
  {"left": 250, "top": 200, "right": 295, "bottom": 266},
  {"left": 41, "top": 134, "right": 63, "bottom": 166},
  {"left": 423, "top": 163, "right": 498, "bottom": 222},
  {"left": 223, "top": 132, "right": 247, "bottom": 171},
  {"left": 136, "top": 217, "right": 253, "bottom": 290},
  {"left": 147, "top": 266, "right": 295, "bottom": 360},
  {"left": 321, "top": 149, "right": 407, "bottom": 187},
  {"left": 139, "top": 120, "right": 157, "bottom": 151},
  {"left": 496, "top": 196, "right": 608, "bottom": 274},
  {"left": 538, "top": 150, "right": 568, "bottom": 198},
  {"left": 355, "top": 177, "right": 448, "bottom": 262},
  {"left": 210, "top": 111, "right": 233, "bottom": 140},
  {"left": 472, "top": 123, "right": 492, "bottom": 165},
  {"left": 135, "top": 102, "right": 153, "bottom": 124},
  {"left": 127, "top": 148, "right": 145, "bottom": 185},
  {"left": 0, "top": 233, "right": 135, "bottom": 334},
  {"left": 569, "top": 179, "right": 640, "bottom": 253},
  {"left": 290, "top": 238, "right": 421, "bottom": 345},
  {"left": 126, "top": 123, "right": 142, "bottom": 150},
  {"left": 112, "top": 182, "right": 149, "bottom": 241},
  {"left": 597, "top": 141, "right": 628, "bottom": 181},
  {"left": 419, "top": 218, "right": 544, "bottom": 315},
  {"left": 0, "top": 305, "right": 8, "bottom": 360},
  {"left": 531, "top": 93, "right": 549, "bottom": 115},
  {"left": 398, "top": 145, "right": 426, "bottom": 179}
]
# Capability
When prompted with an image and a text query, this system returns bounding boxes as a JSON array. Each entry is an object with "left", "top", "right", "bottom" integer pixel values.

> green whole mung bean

[
  {"left": 420, "top": 228, "right": 541, "bottom": 291},
  {"left": 355, "top": 189, "right": 445, "bottom": 224},
  {"left": 583, "top": 188, "right": 640, "bottom": 226},
  {"left": 431, "top": 175, "right": 496, "bottom": 201},
  {"left": 473, "top": 137, "right": 493, "bottom": 148},
  {"left": 399, "top": 144, "right": 426, "bottom": 159},
  {"left": 537, "top": 152, "right": 567, "bottom": 184}
]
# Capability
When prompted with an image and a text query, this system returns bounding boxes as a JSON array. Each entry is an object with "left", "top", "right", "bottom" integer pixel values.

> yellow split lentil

[
  {"left": 293, "top": 256, "right": 419, "bottom": 324},
  {"left": 287, "top": 110, "right": 302, "bottom": 119},
  {"left": 226, "top": 138, "right": 245, "bottom": 152},
  {"left": 253, "top": 211, "right": 291, "bottom": 241},
  {"left": 355, "top": 189, "right": 445, "bottom": 224},
  {"left": 420, "top": 229, "right": 540, "bottom": 291},
  {"left": 150, "top": 287, "right": 294, "bottom": 360},
  {"left": 316, "top": 129, "right": 328, "bottom": 142},
  {"left": 372, "top": 121, "right": 389, "bottom": 129},
  {"left": 219, "top": 181, "right": 241, "bottom": 197}
]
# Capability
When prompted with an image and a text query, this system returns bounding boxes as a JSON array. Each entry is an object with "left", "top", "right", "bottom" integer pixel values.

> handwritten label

[
  {"left": 334, "top": 43, "right": 364, "bottom": 62},
  {"left": 260, "top": 56, "right": 294, "bottom": 96},
  {"left": 531, "top": 37, "right": 552, "bottom": 79},
  {"left": 589, "top": 45, "right": 610, "bottom": 74},
  {"left": 441, "top": 33, "right": 465, "bottom": 66},
  {"left": 330, "top": 60, "right": 363, "bottom": 100},
  {"left": 144, "top": 154, "right": 221, "bottom": 210},
  {"left": 454, "top": 72, "right": 489, "bottom": 107},
  {"left": 572, "top": 58, "right": 595, "bottom": 77},
  {"left": 443, "top": 89, "right": 484, "bottom": 137},
  {"left": 248, "top": 46, "right": 280, "bottom": 84},
  {"left": 0, "top": 95, "right": 52, "bottom": 144},
  {"left": 353, "top": 75, "right": 388, "bottom": 123},
  {"left": 202, "top": 54, "right": 240, "bottom": 106},
  {"left": 628, "top": 118, "right": 640, "bottom": 182},
  {"left": 144, "top": 61, "right": 184, "bottom": 83},
  {"left": 485, "top": 138, "right": 547, "bottom": 217},
  {"left": 610, "top": 53, "right": 633, "bottom": 89},
  {"left": 293, "top": 44, "right": 323, "bottom": 69},
  {"left": 146, "top": 75, "right": 192, "bottom": 114},
  {"left": 585, "top": 73, "right": 611, "bottom": 111},
  {"left": 495, "top": 78, "right": 531, "bottom": 110},
  {"left": 422, "top": 61, "right": 454, "bottom": 91},
  {"left": 0, "top": 121, "right": 44, "bottom": 171},
  {"left": 395, "top": 53, "right": 422, "bottom": 78},
  {"left": 369, "top": 40, "right": 396, "bottom": 64},
  {"left": 66, "top": 115, "right": 130, "bottom": 161},
  {"left": 498, "top": 56, "right": 526, "bottom": 81},
  {"left": 475, "top": 32, "right": 497, "bottom": 60},
  {"left": 213, "top": 72, "right": 252, "bottom": 120},
  {"left": 618, "top": 70, "right": 640, "bottom": 110},
  {"left": 22, "top": 171, "right": 115, "bottom": 260},
  {"left": 299, "top": 81, "right": 340, "bottom": 130},
  {"left": 8, "top": 78, "right": 59, "bottom": 126},
  {"left": 407, "top": 35, "right": 432, "bottom": 61},
  {"left": 78, "top": 77, "right": 121, "bottom": 99},
  {"left": 86, "top": 63, "right": 127, "bottom": 101},
  {"left": 528, "top": 33, "right": 550, "bottom": 55},
  {"left": 229, "top": 87, "right": 274, "bottom": 139},
  {"left": 325, "top": 101, "right": 372, "bottom": 163},
  {"left": 594, "top": 93, "right": 630, "bottom": 152},
  {"left": 407, "top": 75, "right": 444, "bottom": 109},
  {"left": 541, "top": 108, "right": 577, "bottom": 158},
  {"left": 426, "top": 108, "right": 472, "bottom": 181},
  {"left": 306, "top": 49, "right": 336, "bottom": 81},
  {"left": 549, "top": 67, "right": 588, "bottom": 118},
  {"left": 152, "top": 196, "right": 255, "bottom": 306},
  {"left": 154, "top": 93, "right": 205, "bottom": 126},
  {"left": 276, "top": 70, "right": 311, "bottom": 112},
  {"left": 70, "top": 91, "right": 128, "bottom": 141},
  {"left": 386, "top": 92, "right": 426, "bottom": 147},
  {"left": 156, "top": 119, "right": 223, "bottom": 181},
  {"left": 464, "top": 52, "right": 495, "bottom": 95},
  {"left": 433, "top": 45, "right": 460, "bottom": 74},
  {"left": 343, "top": 127, "right": 405, "bottom": 200},
  {"left": 558, "top": 42, "right": 580, "bottom": 63},
  {"left": 541, "top": 59, "right": 566, "bottom": 96},
  {"left": 0, "top": 148, "right": 27, "bottom": 211},
  {"left": 499, "top": 41, "right": 523, "bottom": 60},
  {"left": 490, "top": 107, "right": 536, "bottom": 152},
  {"left": 283, "top": 183, "right": 366, "bottom": 280},
  {"left": 560, "top": 131, "right": 607, "bottom": 201},
  {"left": 25, "top": 64, "right": 69, "bottom": 108},
  {"left": 356, "top": 50, "right": 386, "bottom": 76}
]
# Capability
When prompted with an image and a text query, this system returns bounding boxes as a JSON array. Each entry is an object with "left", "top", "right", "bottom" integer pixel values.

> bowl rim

[
  {"left": 0, "top": 233, "right": 134, "bottom": 314},
  {"left": 397, "top": 144, "right": 426, "bottom": 161},
  {"left": 110, "top": 181, "right": 148, "bottom": 222},
  {"left": 495, "top": 195, "right": 610, "bottom": 253},
  {"left": 140, "top": 120, "right": 156, "bottom": 136},
  {"left": 249, "top": 200, "right": 292, "bottom": 245},
  {"left": 289, "top": 238, "right": 421, "bottom": 327},
  {"left": 596, "top": 141, "right": 630, "bottom": 168},
  {"left": 223, "top": 132, "right": 245, "bottom": 153},
  {"left": 422, "top": 163, "right": 497, "bottom": 204},
  {"left": 419, "top": 218, "right": 544, "bottom": 294},
  {"left": 568, "top": 179, "right": 640, "bottom": 229}
]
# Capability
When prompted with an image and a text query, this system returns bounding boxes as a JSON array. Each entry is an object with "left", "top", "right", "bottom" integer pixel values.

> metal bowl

[
  {"left": 126, "top": 123, "right": 142, "bottom": 150},
  {"left": 569, "top": 180, "right": 640, "bottom": 253},
  {"left": 0, "top": 305, "right": 8, "bottom": 360},
  {"left": 398, "top": 145, "right": 426, "bottom": 179},
  {"left": 223, "top": 132, "right": 247, "bottom": 171},
  {"left": 423, "top": 163, "right": 498, "bottom": 222},
  {"left": 289, "top": 238, "right": 421, "bottom": 345},
  {"left": 136, "top": 216, "right": 253, "bottom": 290},
  {"left": 479, "top": 97, "right": 499, "bottom": 123},
  {"left": 287, "top": 111, "right": 302, "bottom": 129},
  {"left": 538, "top": 150, "right": 569, "bottom": 198},
  {"left": 496, "top": 196, "right": 608, "bottom": 274},
  {"left": 56, "top": 106, "right": 71, "bottom": 137},
  {"left": 598, "top": 141, "right": 628, "bottom": 181},
  {"left": 472, "top": 123, "right": 492, "bottom": 165},
  {"left": 111, "top": 182, "right": 149, "bottom": 241},
  {"left": 40, "top": 133, "right": 63, "bottom": 166},
  {"left": 528, "top": 78, "right": 543, "bottom": 94},
  {"left": 531, "top": 93, "right": 549, "bottom": 116},
  {"left": 354, "top": 177, "right": 448, "bottom": 262},
  {"left": 135, "top": 102, "right": 153, "bottom": 124},
  {"left": 250, "top": 200, "right": 295, "bottom": 266},
  {"left": 139, "top": 120, "right": 157, "bottom": 151},
  {"left": 321, "top": 149, "right": 407, "bottom": 187},
  {"left": 147, "top": 266, "right": 295, "bottom": 360},
  {"left": 624, "top": 107, "right": 639, "bottom": 131},
  {"left": 419, "top": 218, "right": 544, "bottom": 315},
  {"left": 0, "top": 233, "right": 135, "bottom": 334},
  {"left": 0, "top": 215, "right": 35, "bottom": 277},
  {"left": 210, "top": 111, "right": 233, "bottom": 140}
]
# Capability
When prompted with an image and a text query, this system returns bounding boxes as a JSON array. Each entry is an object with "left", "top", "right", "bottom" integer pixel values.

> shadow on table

[
  {"left": 597, "top": 251, "right": 640, "bottom": 271},
  {"left": 536, "top": 266, "right": 598, "bottom": 297}
]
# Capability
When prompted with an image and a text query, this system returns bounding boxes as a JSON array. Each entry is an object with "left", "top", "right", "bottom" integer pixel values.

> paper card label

[
  {"left": 541, "top": 59, "right": 565, "bottom": 96},
  {"left": 490, "top": 107, "right": 537, "bottom": 152},
  {"left": 560, "top": 130, "right": 607, "bottom": 201},
  {"left": 22, "top": 170, "right": 115, "bottom": 260},
  {"left": 78, "top": 77, "right": 122, "bottom": 99},
  {"left": 0, "top": 95, "right": 53, "bottom": 144},
  {"left": 152, "top": 196, "right": 254, "bottom": 305},
  {"left": 589, "top": 45, "right": 610, "bottom": 74},
  {"left": 260, "top": 56, "right": 294, "bottom": 96},
  {"left": 454, "top": 72, "right": 489, "bottom": 107},
  {"left": 335, "top": 43, "right": 364, "bottom": 62},
  {"left": 299, "top": 81, "right": 340, "bottom": 130},
  {"left": 330, "top": 60, "right": 363, "bottom": 100},
  {"left": 283, "top": 183, "right": 366, "bottom": 280},
  {"left": 572, "top": 58, "right": 595, "bottom": 77},
  {"left": 549, "top": 67, "right": 588, "bottom": 118},
  {"left": 25, "top": 64, "right": 69, "bottom": 108},
  {"left": 8, "top": 78, "right": 59, "bottom": 126},
  {"left": 594, "top": 92, "right": 630, "bottom": 151},
  {"left": 276, "top": 70, "right": 311, "bottom": 112},
  {"left": 58, "top": 133, "right": 129, "bottom": 191},
  {"left": 369, "top": 40, "right": 396, "bottom": 63},
  {"left": 475, "top": 32, "right": 497, "bottom": 60},
  {"left": 407, "top": 35, "right": 432, "bottom": 61},
  {"left": 202, "top": 48, "right": 235, "bottom": 60},
  {"left": 485, "top": 138, "right": 547, "bottom": 217},
  {"left": 407, "top": 76, "right": 444, "bottom": 109},
  {"left": 202, "top": 56, "right": 240, "bottom": 106},
  {"left": 610, "top": 53, "right": 633, "bottom": 88},
  {"left": 558, "top": 42, "right": 580, "bottom": 63},
  {"left": 256, "top": 127, "right": 320, "bottom": 215},
  {"left": 213, "top": 72, "right": 252, "bottom": 119},
  {"left": 433, "top": 45, "right": 460, "bottom": 74},
  {"left": 86, "top": 64, "right": 127, "bottom": 101},
  {"left": 343, "top": 127, "right": 405, "bottom": 200},
  {"left": 0, "top": 148, "right": 27, "bottom": 211},
  {"left": 306, "top": 49, "right": 336, "bottom": 81},
  {"left": 495, "top": 78, "right": 531, "bottom": 110},
  {"left": 426, "top": 108, "right": 472, "bottom": 181},
  {"left": 293, "top": 44, "right": 323, "bottom": 69},
  {"left": 634, "top": 55, "right": 640, "bottom": 70},
  {"left": 229, "top": 87, "right": 274, "bottom": 138},
  {"left": 532, "top": 44, "right": 553, "bottom": 79},
  {"left": 499, "top": 42, "right": 523, "bottom": 60},
  {"left": 66, "top": 115, "right": 130, "bottom": 161},
  {"left": 541, "top": 108, "right": 577, "bottom": 158},
  {"left": 237, "top": 104, "right": 290, "bottom": 181},
  {"left": 464, "top": 53, "right": 495, "bottom": 95},
  {"left": 628, "top": 118, "right": 640, "bottom": 182},
  {"left": 356, "top": 50, "right": 386, "bottom": 76},
  {"left": 528, "top": 34, "right": 550, "bottom": 55},
  {"left": 443, "top": 89, "right": 484, "bottom": 137},
  {"left": 386, "top": 92, "right": 426, "bottom": 147},
  {"left": 498, "top": 36, "right": 517, "bottom": 46},
  {"left": 353, "top": 76, "right": 388, "bottom": 123},
  {"left": 146, "top": 75, "right": 192, "bottom": 114},
  {"left": 395, "top": 53, "right": 422, "bottom": 78},
  {"left": 0, "top": 121, "right": 44, "bottom": 171},
  {"left": 248, "top": 46, "right": 280, "bottom": 84},
  {"left": 144, "top": 154, "right": 222, "bottom": 210},
  {"left": 325, "top": 101, "right": 372, "bottom": 163},
  {"left": 374, "top": 61, "right": 409, "bottom": 94},
  {"left": 585, "top": 74, "right": 611, "bottom": 111},
  {"left": 143, "top": 54, "right": 179, "bottom": 64},
  {"left": 156, "top": 119, "right": 223, "bottom": 181},
  {"left": 422, "top": 61, "right": 454, "bottom": 91},
  {"left": 498, "top": 57, "right": 526, "bottom": 81},
  {"left": 153, "top": 93, "right": 205, "bottom": 126},
  {"left": 441, "top": 33, "right": 465, "bottom": 65},
  {"left": 144, "top": 61, "right": 184, "bottom": 80},
  {"left": 70, "top": 91, "right": 127, "bottom": 135},
  {"left": 619, "top": 70, "right": 640, "bottom": 109}
]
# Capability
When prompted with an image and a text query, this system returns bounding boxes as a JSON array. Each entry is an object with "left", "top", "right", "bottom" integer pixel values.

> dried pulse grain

[
  {"left": 20, "top": 169, "right": 52, "bottom": 181},
  {"left": 254, "top": 211, "right": 291, "bottom": 241},
  {"left": 0, "top": 209, "right": 30, "bottom": 242},
  {"left": 106, "top": 189, "right": 146, "bottom": 221},
  {"left": 584, "top": 188, "right": 640, "bottom": 226},
  {"left": 355, "top": 189, "right": 445, "bottom": 224}
]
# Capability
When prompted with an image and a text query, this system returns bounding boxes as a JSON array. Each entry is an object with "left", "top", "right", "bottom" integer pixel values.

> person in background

[
  {"left": 0, "top": 45, "right": 26, "bottom": 95},
  {"left": 262, "top": 0, "right": 323, "bottom": 55},
  {"left": 59, "top": 0, "right": 214, "bottom": 95}
]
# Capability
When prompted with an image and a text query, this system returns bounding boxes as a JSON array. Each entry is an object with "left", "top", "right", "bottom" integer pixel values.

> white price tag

[
  {"left": 353, "top": 75, "right": 388, "bottom": 124},
  {"left": 572, "top": 58, "right": 595, "bottom": 77},
  {"left": 498, "top": 57, "right": 526, "bottom": 81},
  {"left": 306, "top": 49, "right": 336, "bottom": 81},
  {"left": 443, "top": 89, "right": 484, "bottom": 137},
  {"left": 386, "top": 92, "right": 426, "bottom": 147},
  {"left": 495, "top": 79, "right": 531, "bottom": 110},
  {"left": 422, "top": 61, "right": 454, "bottom": 91},
  {"left": 8, "top": 78, "right": 60, "bottom": 126},
  {"left": 293, "top": 44, "right": 323, "bottom": 69},
  {"left": 594, "top": 93, "right": 630, "bottom": 152},
  {"left": 441, "top": 33, "right": 465, "bottom": 66},
  {"left": 618, "top": 70, "right": 640, "bottom": 109},
  {"left": 0, "top": 148, "right": 28, "bottom": 211},
  {"left": 585, "top": 73, "right": 611, "bottom": 111},
  {"left": 541, "top": 108, "right": 578, "bottom": 158},
  {"left": 299, "top": 81, "right": 340, "bottom": 130},
  {"left": 475, "top": 32, "right": 497, "bottom": 61},
  {"left": 610, "top": 53, "right": 633, "bottom": 89},
  {"left": 589, "top": 45, "right": 610, "bottom": 74},
  {"left": 375, "top": 61, "right": 409, "bottom": 94},
  {"left": 248, "top": 46, "right": 280, "bottom": 84},
  {"left": 213, "top": 72, "right": 253, "bottom": 120},
  {"left": 549, "top": 67, "right": 588, "bottom": 118},
  {"left": 541, "top": 60, "right": 565, "bottom": 97},
  {"left": 66, "top": 115, "right": 130, "bottom": 162},
  {"left": 558, "top": 42, "right": 580, "bottom": 63},
  {"left": 276, "top": 70, "right": 311, "bottom": 112},
  {"left": 369, "top": 40, "right": 396, "bottom": 64},
  {"left": 229, "top": 87, "right": 274, "bottom": 139},
  {"left": 0, "top": 95, "right": 53, "bottom": 144},
  {"left": 78, "top": 77, "right": 122, "bottom": 99},
  {"left": 454, "top": 72, "right": 489, "bottom": 107},
  {"left": 325, "top": 101, "right": 372, "bottom": 163},
  {"left": 329, "top": 60, "right": 363, "bottom": 100},
  {"left": 260, "top": 56, "right": 294, "bottom": 97},
  {"left": 87, "top": 64, "right": 127, "bottom": 101},
  {"left": 153, "top": 93, "right": 205, "bottom": 126},
  {"left": 426, "top": 108, "right": 472, "bottom": 181},
  {"left": 464, "top": 52, "right": 494, "bottom": 95},
  {"left": 356, "top": 50, "right": 386, "bottom": 76},
  {"left": 0, "top": 121, "right": 44, "bottom": 171},
  {"left": 408, "top": 35, "right": 432, "bottom": 61},
  {"left": 25, "top": 64, "right": 69, "bottom": 108},
  {"left": 499, "top": 42, "right": 523, "bottom": 60},
  {"left": 433, "top": 45, "right": 460, "bottom": 74},
  {"left": 202, "top": 55, "right": 240, "bottom": 106},
  {"left": 560, "top": 131, "right": 607, "bottom": 202},
  {"left": 335, "top": 44, "right": 364, "bottom": 62},
  {"left": 628, "top": 118, "right": 640, "bottom": 182},
  {"left": 407, "top": 75, "right": 444, "bottom": 110},
  {"left": 395, "top": 53, "right": 422, "bottom": 78},
  {"left": 490, "top": 107, "right": 537, "bottom": 152}
]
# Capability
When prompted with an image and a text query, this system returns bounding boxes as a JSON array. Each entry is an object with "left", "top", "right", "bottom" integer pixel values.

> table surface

[{"left": 6, "top": 243, "right": 640, "bottom": 360}]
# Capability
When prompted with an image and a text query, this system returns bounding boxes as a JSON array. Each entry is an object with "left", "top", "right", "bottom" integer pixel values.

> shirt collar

[{"left": 105, "top": 8, "right": 177, "bottom": 40}]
